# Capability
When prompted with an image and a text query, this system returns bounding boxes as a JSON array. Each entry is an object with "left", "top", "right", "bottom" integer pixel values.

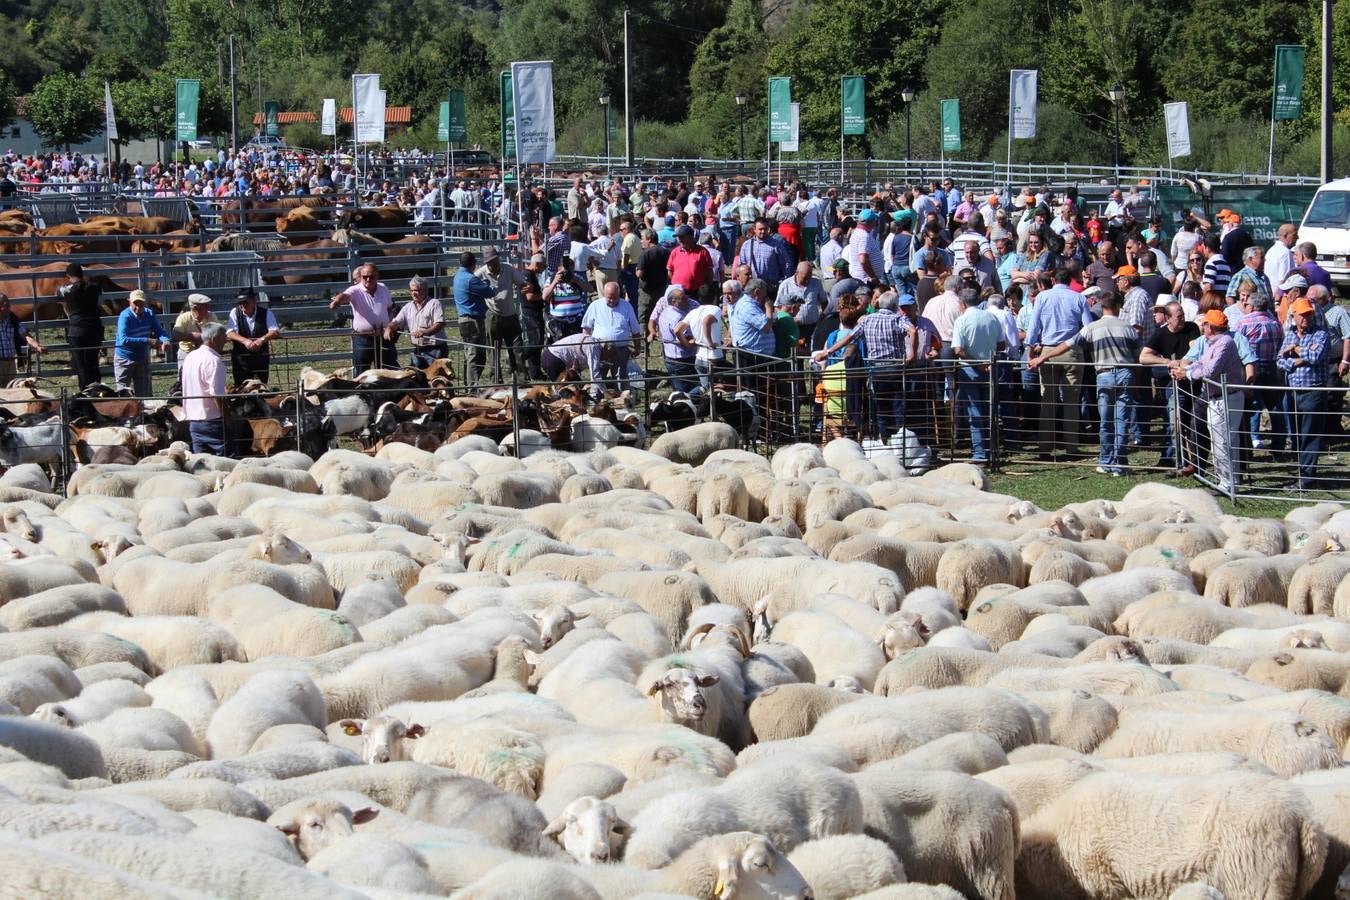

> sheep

[
  {"left": 64, "top": 612, "right": 245, "bottom": 671},
  {"left": 934, "top": 539, "right": 1026, "bottom": 611},
  {"left": 541, "top": 726, "right": 736, "bottom": 785},
  {"left": 205, "top": 669, "right": 326, "bottom": 759},
  {"left": 649, "top": 421, "right": 739, "bottom": 465},
  {"left": 543, "top": 795, "right": 631, "bottom": 864},
  {"left": 621, "top": 758, "right": 864, "bottom": 868},
  {"left": 1203, "top": 553, "right": 1306, "bottom": 609},
  {"left": 787, "top": 834, "right": 907, "bottom": 900},
  {"left": 764, "top": 609, "right": 886, "bottom": 687},
  {"left": 852, "top": 767, "right": 1020, "bottom": 900},
  {"left": 747, "top": 683, "right": 863, "bottom": 742},
  {"left": 1093, "top": 707, "right": 1341, "bottom": 777},
  {"left": 0, "top": 716, "right": 106, "bottom": 778},
  {"left": 30, "top": 678, "right": 149, "bottom": 728},
  {"left": 1016, "top": 771, "right": 1326, "bottom": 900}
]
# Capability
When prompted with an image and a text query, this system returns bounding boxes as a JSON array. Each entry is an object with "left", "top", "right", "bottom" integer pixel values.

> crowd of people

[{"left": 2, "top": 147, "right": 1346, "bottom": 489}]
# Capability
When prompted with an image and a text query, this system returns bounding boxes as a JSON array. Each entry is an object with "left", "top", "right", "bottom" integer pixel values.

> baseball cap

[
  {"left": 529, "top": 252, "right": 546, "bottom": 264},
  {"left": 482, "top": 246, "right": 498, "bottom": 261},
  {"left": 831, "top": 258, "right": 850, "bottom": 271},
  {"left": 128, "top": 289, "right": 148, "bottom": 305},
  {"left": 896, "top": 294, "right": 916, "bottom": 307},
  {"left": 675, "top": 224, "right": 695, "bottom": 239},
  {"left": 1291, "top": 298, "right": 1316, "bottom": 315},
  {"left": 187, "top": 293, "right": 211, "bottom": 306},
  {"left": 1201, "top": 310, "right": 1228, "bottom": 327},
  {"left": 664, "top": 214, "right": 676, "bottom": 225},
  {"left": 987, "top": 194, "right": 1000, "bottom": 205},
  {"left": 1114, "top": 265, "right": 1137, "bottom": 277},
  {"left": 1154, "top": 293, "right": 1176, "bottom": 308},
  {"left": 1082, "top": 286, "right": 1103, "bottom": 299},
  {"left": 858, "top": 209, "right": 879, "bottom": 224},
  {"left": 1279, "top": 272, "right": 1308, "bottom": 291},
  {"left": 890, "top": 209, "right": 915, "bottom": 223}
]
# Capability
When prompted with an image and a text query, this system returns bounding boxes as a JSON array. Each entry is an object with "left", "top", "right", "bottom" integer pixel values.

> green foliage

[
  {"left": 26, "top": 72, "right": 101, "bottom": 150},
  {"left": 1161, "top": 0, "right": 1306, "bottom": 122},
  {"left": 284, "top": 121, "right": 324, "bottom": 152},
  {"left": 762, "top": 0, "right": 942, "bottom": 147},
  {"left": 686, "top": 0, "right": 769, "bottom": 157},
  {"left": 0, "top": 71, "right": 14, "bottom": 131}
]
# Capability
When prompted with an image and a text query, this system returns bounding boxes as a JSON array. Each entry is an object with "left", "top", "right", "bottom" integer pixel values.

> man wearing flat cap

[{"left": 226, "top": 287, "right": 279, "bottom": 386}]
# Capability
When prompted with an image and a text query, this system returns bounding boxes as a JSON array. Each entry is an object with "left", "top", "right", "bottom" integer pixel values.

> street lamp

[
  {"left": 1108, "top": 82, "right": 1124, "bottom": 188},
  {"left": 735, "top": 91, "right": 747, "bottom": 163},
  {"left": 599, "top": 93, "right": 610, "bottom": 170},
  {"left": 152, "top": 103, "right": 163, "bottom": 165},
  {"left": 901, "top": 86, "right": 915, "bottom": 173}
]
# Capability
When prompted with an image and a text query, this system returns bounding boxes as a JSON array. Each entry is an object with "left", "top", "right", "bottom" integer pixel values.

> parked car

[
  {"left": 187, "top": 139, "right": 215, "bottom": 151},
  {"left": 1298, "top": 178, "right": 1350, "bottom": 295},
  {"left": 244, "top": 135, "right": 286, "bottom": 149}
]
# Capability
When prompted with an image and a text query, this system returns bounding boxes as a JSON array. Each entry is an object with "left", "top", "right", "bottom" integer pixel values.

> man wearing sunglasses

[{"left": 331, "top": 263, "right": 397, "bottom": 372}]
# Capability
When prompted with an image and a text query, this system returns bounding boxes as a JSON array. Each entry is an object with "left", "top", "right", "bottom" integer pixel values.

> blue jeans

[
  {"left": 411, "top": 344, "right": 448, "bottom": 370},
  {"left": 665, "top": 357, "right": 699, "bottom": 395},
  {"left": 866, "top": 360, "right": 905, "bottom": 440},
  {"left": 621, "top": 266, "right": 639, "bottom": 305},
  {"left": 889, "top": 264, "right": 915, "bottom": 294},
  {"left": 1249, "top": 363, "right": 1289, "bottom": 449},
  {"left": 956, "top": 365, "right": 989, "bottom": 461},
  {"left": 188, "top": 418, "right": 227, "bottom": 457},
  {"left": 1095, "top": 367, "right": 1132, "bottom": 470},
  {"left": 352, "top": 333, "right": 399, "bottom": 372},
  {"left": 1293, "top": 389, "right": 1327, "bottom": 485},
  {"left": 720, "top": 225, "right": 739, "bottom": 256}
]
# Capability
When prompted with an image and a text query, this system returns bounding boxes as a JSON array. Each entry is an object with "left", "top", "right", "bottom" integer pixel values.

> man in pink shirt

[
  {"left": 330, "top": 262, "right": 397, "bottom": 372},
  {"left": 181, "top": 323, "right": 229, "bottom": 457}
]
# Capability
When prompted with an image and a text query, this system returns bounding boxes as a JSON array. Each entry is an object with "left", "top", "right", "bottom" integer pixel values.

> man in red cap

[
  {"left": 1172, "top": 309, "right": 1246, "bottom": 492},
  {"left": 1278, "top": 297, "right": 1330, "bottom": 489}
]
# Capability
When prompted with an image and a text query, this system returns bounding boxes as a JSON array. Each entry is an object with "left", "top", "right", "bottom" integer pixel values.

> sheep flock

[{"left": 0, "top": 423, "right": 1349, "bottom": 899}]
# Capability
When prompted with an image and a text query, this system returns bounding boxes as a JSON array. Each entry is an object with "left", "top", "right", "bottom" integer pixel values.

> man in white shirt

[
  {"left": 818, "top": 227, "right": 845, "bottom": 273},
  {"left": 674, "top": 283, "right": 729, "bottom": 395},
  {"left": 1265, "top": 223, "right": 1298, "bottom": 299},
  {"left": 182, "top": 323, "right": 229, "bottom": 457}
]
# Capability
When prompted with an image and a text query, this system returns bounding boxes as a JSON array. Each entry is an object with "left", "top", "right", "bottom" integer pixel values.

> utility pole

[
  {"left": 623, "top": 6, "right": 635, "bottom": 167},
  {"left": 1322, "top": 0, "right": 1335, "bottom": 183},
  {"left": 229, "top": 35, "right": 237, "bottom": 156}
]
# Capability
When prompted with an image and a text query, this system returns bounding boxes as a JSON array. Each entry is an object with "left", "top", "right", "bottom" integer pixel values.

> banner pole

[{"left": 1006, "top": 74, "right": 1014, "bottom": 193}]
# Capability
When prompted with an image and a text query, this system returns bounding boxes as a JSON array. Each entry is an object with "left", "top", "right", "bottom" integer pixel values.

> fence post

[
  {"left": 1170, "top": 380, "right": 1183, "bottom": 473},
  {"left": 988, "top": 359, "right": 1000, "bottom": 474},
  {"left": 510, "top": 363, "right": 521, "bottom": 455},
  {"left": 294, "top": 379, "right": 305, "bottom": 457},
  {"left": 58, "top": 387, "right": 70, "bottom": 492}
]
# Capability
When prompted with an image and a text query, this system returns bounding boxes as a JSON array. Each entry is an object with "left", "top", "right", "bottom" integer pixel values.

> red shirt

[{"left": 666, "top": 244, "right": 714, "bottom": 293}]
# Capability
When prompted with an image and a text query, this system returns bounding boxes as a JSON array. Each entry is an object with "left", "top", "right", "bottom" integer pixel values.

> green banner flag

[
  {"left": 841, "top": 76, "right": 865, "bottom": 136},
  {"left": 263, "top": 101, "right": 280, "bottom": 137},
  {"left": 941, "top": 99, "right": 961, "bottom": 152},
  {"left": 175, "top": 79, "right": 200, "bottom": 142},
  {"left": 437, "top": 102, "right": 450, "bottom": 142},
  {"left": 1156, "top": 184, "right": 1317, "bottom": 247},
  {"left": 500, "top": 71, "right": 515, "bottom": 160},
  {"left": 768, "top": 77, "right": 792, "bottom": 143},
  {"left": 1273, "top": 45, "right": 1306, "bottom": 121},
  {"left": 448, "top": 89, "right": 467, "bottom": 142}
]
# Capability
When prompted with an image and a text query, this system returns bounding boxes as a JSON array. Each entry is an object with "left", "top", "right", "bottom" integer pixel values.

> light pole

[
  {"left": 1109, "top": 82, "right": 1124, "bottom": 188},
  {"left": 736, "top": 91, "right": 747, "bottom": 163},
  {"left": 152, "top": 103, "right": 163, "bottom": 165},
  {"left": 599, "top": 93, "right": 610, "bottom": 171},
  {"left": 901, "top": 86, "right": 915, "bottom": 176}
]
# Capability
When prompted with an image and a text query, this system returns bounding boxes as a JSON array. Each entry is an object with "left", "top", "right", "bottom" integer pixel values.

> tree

[
  {"left": 762, "top": 0, "right": 944, "bottom": 152},
  {"left": 26, "top": 72, "right": 101, "bottom": 150},
  {"left": 99, "top": 0, "right": 168, "bottom": 70},
  {"left": 686, "top": 0, "right": 769, "bottom": 156},
  {"left": 1162, "top": 0, "right": 1306, "bottom": 122},
  {"left": 0, "top": 71, "right": 14, "bottom": 133}
]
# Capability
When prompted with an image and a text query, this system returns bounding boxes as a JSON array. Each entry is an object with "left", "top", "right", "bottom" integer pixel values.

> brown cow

[
  {"left": 339, "top": 205, "right": 411, "bottom": 240},
  {"left": 85, "top": 215, "right": 184, "bottom": 235},
  {"left": 35, "top": 222, "right": 138, "bottom": 255},
  {"left": 275, "top": 207, "right": 323, "bottom": 244}
]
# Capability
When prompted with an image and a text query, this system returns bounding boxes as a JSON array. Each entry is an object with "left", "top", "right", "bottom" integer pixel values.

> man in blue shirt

[
  {"left": 581, "top": 282, "right": 641, "bottom": 391},
  {"left": 730, "top": 277, "right": 776, "bottom": 360},
  {"left": 114, "top": 290, "right": 171, "bottom": 397},
  {"left": 737, "top": 219, "right": 793, "bottom": 295},
  {"left": 951, "top": 288, "right": 1005, "bottom": 461},
  {"left": 453, "top": 251, "right": 494, "bottom": 384},
  {"left": 1025, "top": 268, "right": 1093, "bottom": 459}
]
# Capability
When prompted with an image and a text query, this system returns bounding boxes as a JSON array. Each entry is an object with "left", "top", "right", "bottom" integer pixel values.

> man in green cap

[{"left": 825, "top": 256, "right": 859, "bottom": 315}]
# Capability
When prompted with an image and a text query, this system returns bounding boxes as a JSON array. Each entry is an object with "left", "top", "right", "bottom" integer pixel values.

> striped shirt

[
  {"left": 1202, "top": 255, "right": 1232, "bottom": 294},
  {"left": 847, "top": 225, "right": 885, "bottom": 282},
  {"left": 1121, "top": 287, "right": 1155, "bottom": 343},
  {"left": 1070, "top": 315, "right": 1141, "bottom": 371},
  {"left": 857, "top": 311, "right": 912, "bottom": 361}
]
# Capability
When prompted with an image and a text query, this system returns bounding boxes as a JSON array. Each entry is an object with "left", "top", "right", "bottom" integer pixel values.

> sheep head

[
  {"left": 30, "top": 703, "right": 76, "bottom": 727},
  {"left": 827, "top": 676, "right": 866, "bottom": 693},
  {"left": 875, "top": 610, "right": 930, "bottom": 659},
  {"left": 1282, "top": 629, "right": 1329, "bottom": 651},
  {"left": 2, "top": 508, "right": 38, "bottom": 542},
  {"left": 646, "top": 666, "right": 718, "bottom": 725},
  {"left": 697, "top": 833, "right": 812, "bottom": 900},
  {"left": 543, "top": 795, "right": 629, "bottom": 865},
  {"left": 270, "top": 798, "right": 379, "bottom": 861},
  {"left": 686, "top": 622, "right": 751, "bottom": 658},
  {"left": 255, "top": 532, "right": 312, "bottom": 565},
  {"left": 339, "top": 715, "right": 426, "bottom": 765},
  {"left": 533, "top": 604, "right": 586, "bottom": 650}
]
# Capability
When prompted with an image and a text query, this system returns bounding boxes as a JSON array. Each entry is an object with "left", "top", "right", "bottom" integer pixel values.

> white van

[{"left": 1298, "top": 178, "right": 1350, "bottom": 293}]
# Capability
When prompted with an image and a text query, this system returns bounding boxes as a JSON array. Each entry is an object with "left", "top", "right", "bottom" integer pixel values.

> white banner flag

[
  {"left": 1164, "top": 101, "right": 1192, "bottom": 159},
  {"left": 351, "top": 74, "right": 384, "bottom": 144},
  {"left": 103, "top": 81, "right": 118, "bottom": 141},
  {"left": 321, "top": 98, "right": 336, "bottom": 137},
  {"left": 1010, "top": 69, "right": 1038, "bottom": 139},
  {"left": 510, "top": 60, "right": 557, "bottom": 164},
  {"left": 781, "top": 102, "right": 800, "bottom": 152}
]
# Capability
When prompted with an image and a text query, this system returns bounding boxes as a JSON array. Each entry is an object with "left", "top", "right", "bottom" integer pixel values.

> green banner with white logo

[
  {"left": 175, "top": 79, "right": 200, "bottom": 142},
  {"left": 841, "top": 76, "right": 865, "bottom": 136},
  {"left": 1273, "top": 45, "right": 1306, "bottom": 121},
  {"left": 264, "top": 101, "right": 280, "bottom": 137},
  {"left": 769, "top": 77, "right": 792, "bottom": 143},
  {"left": 448, "top": 89, "right": 467, "bottom": 142},
  {"left": 438, "top": 101, "right": 450, "bottom": 142},
  {"left": 941, "top": 99, "right": 961, "bottom": 152},
  {"left": 500, "top": 71, "right": 515, "bottom": 160},
  {"left": 607, "top": 104, "right": 617, "bottom": 144}
]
